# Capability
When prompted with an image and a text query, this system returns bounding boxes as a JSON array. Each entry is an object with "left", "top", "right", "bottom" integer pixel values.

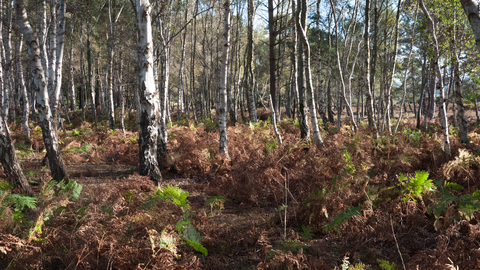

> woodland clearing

[{"left": 1, "top": 109, "right": 480, "bottom": 270}]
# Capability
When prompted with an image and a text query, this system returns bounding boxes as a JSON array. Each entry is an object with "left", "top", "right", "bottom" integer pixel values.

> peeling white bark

[
  {"left": 219, "top": 0, "right": 231, "bottom": 158},
  {"left": 136, "top": 0, "right": 162, "bottom": 183},
  {"left": 15, "top": 0, "right": 67, "bottom": 181}
]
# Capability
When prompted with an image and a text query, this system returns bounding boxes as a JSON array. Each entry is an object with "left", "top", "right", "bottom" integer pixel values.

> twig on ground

[{"left": 390, "top": 215, "right": 406, "bottom": 270}]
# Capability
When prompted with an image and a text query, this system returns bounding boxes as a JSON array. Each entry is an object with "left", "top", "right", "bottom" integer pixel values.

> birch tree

[
  {"left": 364, "top": 0, "right": 378, "bottom": 136},
  {"left": 297, "top": 0, "right": 324, "bottom": 148},
  {"left": 419, "top": 0, "right": 451, "bottom": 159},
  {"left": 0, "top": 18, "right": 32, "bottom": 195},
  {"left": 136, "top": 0, "right": 162, "bottom": 183},
  {"left": 53, "top": 0, "right": 67, "bottom": 130},
  {"left": 17, "top": 34, "right": 30, "bottom": 141},
  {"left": 14, "top": 0, "right": 68, "bottom": 181},
  {"left": 460, "top": 0, "right": 480, "bottom": 53},
  {"left": 219, "top": 0, "right": 231, "bottom": 158},
  {"left": 245, "top": 0, "right": 257, "bottom": 122}
]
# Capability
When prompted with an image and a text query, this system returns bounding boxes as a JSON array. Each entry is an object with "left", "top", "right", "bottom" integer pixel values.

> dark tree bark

[
  {"left": 136, "top": 0, "right": 162, "bottom": 183},
  {"left": 15, "top": 0, "right": 68, "bottom": 181}
]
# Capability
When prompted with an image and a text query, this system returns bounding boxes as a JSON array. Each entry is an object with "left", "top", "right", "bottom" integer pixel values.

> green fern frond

[{"left": 324, "top": 205, "right": 362, "bottom": 233}]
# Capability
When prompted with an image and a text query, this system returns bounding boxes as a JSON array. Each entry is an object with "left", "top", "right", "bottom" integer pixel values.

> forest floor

[{"left": 1, "top": 109, "right": 480, "bottom": 269}]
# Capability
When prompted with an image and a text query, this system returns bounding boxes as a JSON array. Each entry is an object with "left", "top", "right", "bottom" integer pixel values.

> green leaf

[
  {"left": 6, "top": 194, "right": 37, "bottom": 212},
  {"left": 185, "top": 239, "right": 208, "bottom": 256},
  {"left": 324, "top": 205, "right": 362, "bottom": 232}
]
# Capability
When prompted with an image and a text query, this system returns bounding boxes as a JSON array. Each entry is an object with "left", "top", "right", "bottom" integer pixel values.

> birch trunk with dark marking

[
  {"left": 118, "top": 55, "right": 125, "bottom": 134},
  {"left": 39, "top": 0, "right": 49, "bottom": 82},
  {"left": 460, "top": 0, "right": 480, "bottom": 53},
  {"left": 17, "top": 34, "right": 30, "bottom": 141},
  {"left": 245, "top": 0, "right": 257, "bottom": 122},
  {"left": 177, "top": 4, "right": 188, "bottom": 120},
  {"left": 395, "top": 3, "right": 418, "bottom": 133},
  {"left": 68, "top": 25, "right": 76, "bottom": 111},
  {"left": 295, "top": 0, "right": 310, "bottom": 140},
  {"left": 0, "top": 115, "right": 33, "bottom": 195},
  {"left": 364, "top": 0, "right": 378, "bottom": 136},
  {"left": 316, "top": 0, "right": 327, "bottom": 124},
  {"left": 87, "top": 22, "right": 97, "bottom": 128},
  {"left": 157, "top": 14, "right": 170, "bottom": 159},
  {"left": 219, "top": 0, "right": 231, "bottom": 158},
  {"left": 383, "top": 0, "right": 402, "bottom": 134},
  {"left": 329, "top": 0, "right": 358, "bottom": 133},
  {"left": 269, "top": 95, "right": 283, "bottom": 150},
  {"left": 15, "top": 0, "right": 68, "bottom": 181},
  {"left": 136, "top": 0, "right": 162, "bottom": 183},
  {"left": 48, "top": 0, "right": 57, "bottom": 128},
  {"left": 3, "top": 0, "right": 13, "bottom": 120},
  {"left": 298, "top": 0, "right": 323, "bottom": 148},
  {"left": 451, "top": 11, "right": 468, "bottom": 143},
  {"left": 0, "top": 21, "right": 32, "bottom": 195},
  {"left": 419, "top": 0, "right": 451, "bottom": 158},
  {"left": 53, "top": 0, "right": 66, "bottom": 130}
]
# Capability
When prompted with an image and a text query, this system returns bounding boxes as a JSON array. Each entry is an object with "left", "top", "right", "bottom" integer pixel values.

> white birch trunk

[
  {"left": 364, "top": 0, "right": 378, "bottom": 137},
  {"left": 419, "top": 0, "right": 451, "bottom": 159},
  {"left": 136, "top": 0, "right": 162, "bottom": 183},
  {"left": 298, "top": 0, "right": 324, "bottom": 148},
  {"left": 269, "top": 95, "right": 283, "bottom": 150},
  {"left": 3, "top": 0, "right": 13, "bottom": 119},
  {"left": 48, "top": 0, "right": 57, "bottom": 121},
  {"left": 245, "top": 0, "right": 257, "bottom": 122},
  {"left": 395, "top": 3, "right": 418, "bottom": 133},
  {"left": 40, "top": 0, "right": 49, "bottom": 82},
  {"left": 17, "top": 34, "right": 30, "bottom": 141},
  {"left": 53, "top": 0, "right": 66, "bottom": 130},
  {"left": 68, "top": 24, "right": 76, "bottom": 111},
  {"left": 219, "top": 0, "right": 231, "bottom": 158},
  {"left": 0, "top": 16, "right": 32, "bottom": 195},
  {"left": 460, "top": 0, "right": 480, "bottom": 53},
  {"left": 157, "top": 15, "right": 170, "bottom": 158},
  {"left": 107, "top": 0, "right": 116, "bottom": 129},
  {"left": 15, "top": 0, "right": 67, "bottom": 181}
]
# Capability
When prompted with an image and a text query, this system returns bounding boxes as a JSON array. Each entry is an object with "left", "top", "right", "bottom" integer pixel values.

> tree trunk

[
  {"left": 0, "top": 115, "right": 33, "bottom": 195},
  {"left": 107, "top": 0, "right": 116, "bottom": 129},
  {"left": 68, "top": 25, "right": 76, "bottom": 111},
  {"left": 52, "top": 0, "right": 66, "bottom": 131},
  {"left": 157, "top": 14, "right": 170, "bottom": 159},
  {"left": 245, "top": 0, "right": 257, "bottom": 122},
  {"left": 298, "top": 0, "right": 323, "bottom": 148},
  {"left": 268, "top": 0, "right": 280, "bottom": 121},
  {"left": 451, "top": 10, "right": 468, "bottom": 143},
  {"left": 0, "top": 22, "right": 32, "bottom": 195},
  {"left": 395, "top": 1, "right": 417, "bottom": 133},
  {"left": 48, "top": 0, "right": 57, "bottom": 128},
  {"left": 295, "top": 0, "right": 310, "bottom": 140},
  {"left": 219, "top": 0, "right": 231, "bottom": 158},
  {"left": 17, "top": 34, "right": 30, "bottom": 141},
  {"left": 118, "top": 56, "right": 125, "bottom": 134},
  {"left": 15, "top": 0, "right": 68, "bottom": 181},
  {"left": 364, "top": 0, "right": 377, "bottom": 136},
  {"left": 329, "top": 0, "right": 359, "bottom": 133},
  {"left": 87, "top": 22, "right": 97, "bottom": 128},
  {"left": 316, "top": 1, "right": 327, "bottom": 124},
  {"left": 177, "top": 3, "right": 188, "bottom": 120},
  {"left": 136, "top": 0, "right": 162, "bottom": 184},
  {"left": 269, "top": 95, "right": 283, "bottom": 150},
  {"left": 383, "top": 0, "right": 402, "bottom": 134},
  {"left": 419, "top": 0, "right": 451, "bottom": 158},
  {"left": 460, "top": 0, "right": 480, "bottom": 53},
  {"left": 3, "top": 0, "right": 13, "bottom": 120}
]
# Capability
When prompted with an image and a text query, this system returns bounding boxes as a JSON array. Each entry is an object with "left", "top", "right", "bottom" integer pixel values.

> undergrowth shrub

[
  {"left": 398, "top": 171, "right": 434, "bottom": 202},
  {"left": 429, "top": 180, "right": 480, "bottom": 221},
  {"left": 145, "top": 185, "right": 207, "bottom": 256}
]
